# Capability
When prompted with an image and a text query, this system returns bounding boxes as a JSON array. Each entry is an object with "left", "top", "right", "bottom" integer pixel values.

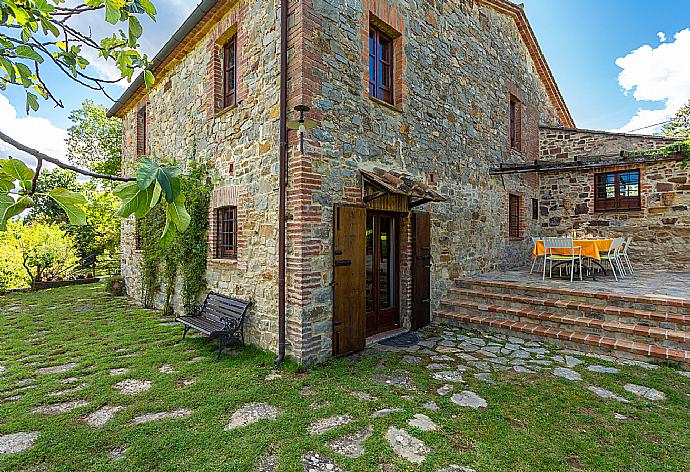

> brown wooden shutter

[
  {"left": 333, "top": 205, "right": 366, "bottom": 356},
  {"left": 412, "top": 211, "right": 431, "bottom": 330},
  {"left": 509, "top": 194, "right": 520, "bottom": 238}
]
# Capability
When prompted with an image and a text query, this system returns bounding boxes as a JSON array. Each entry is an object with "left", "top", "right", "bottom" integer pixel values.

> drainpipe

[{"left": 275, "top": 0, "right": 288, "bottom": 366}]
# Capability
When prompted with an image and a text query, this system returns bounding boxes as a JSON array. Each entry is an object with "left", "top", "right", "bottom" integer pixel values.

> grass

[{"left": 0, "top": 284, "right": 688, "bottom": 471}]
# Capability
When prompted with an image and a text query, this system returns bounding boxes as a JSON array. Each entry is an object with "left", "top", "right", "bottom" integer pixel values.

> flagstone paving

[{"left": 1, "top": 283, "right": 689, "bottom": 471}]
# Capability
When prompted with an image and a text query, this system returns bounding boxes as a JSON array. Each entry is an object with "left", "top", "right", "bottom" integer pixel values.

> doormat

[{"left": 378, "top": 332, "right": 419, "bottom": 347}]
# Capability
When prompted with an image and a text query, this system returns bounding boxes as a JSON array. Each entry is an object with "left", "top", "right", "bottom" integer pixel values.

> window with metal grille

[
  {"left": 136, "top": 105, "right": 147, "bottom": 157},
  {"left": 369, "top": 25, "right": 393, "bottom": 104},
  {"left": 532, "top": 198, "right": 539, "bottom": 220},
  {"left": 594, "top": 169, "right": 641, "bottom": 212},
  {"left": 223, "top": 36, "right": 237, "bottom": 109},
  {"left": 509, "top": 194, "right": 521, "bottom": 238},
  {"left": 509, "top": 95, "right": 521, "bottom": 150},
  {"left": 215, "top": 206, "right": 237, "bottom": 259}
]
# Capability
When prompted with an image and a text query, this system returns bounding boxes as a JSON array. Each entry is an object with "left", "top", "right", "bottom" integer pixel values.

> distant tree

[
  {"left": 67, "top": 100, "right": 122, "bottom": 177},
  {"left": 27, "top": 168, "right": 81, "bottom": 223},
  {"left": 662, "top": 100, "right": 690, "bottom": 139},
  {"left": 0, "top": 220, "right": 26, "bottom": 289},
  {"left": 7, "top": 220, "right": 79, "bottom": 286}
]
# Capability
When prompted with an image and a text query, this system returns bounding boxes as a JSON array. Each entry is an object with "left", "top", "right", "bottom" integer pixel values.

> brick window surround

[
  {"left": 360, "top": 1, "right": 406, "bottom": 109},
  {"left": 222, "top": 35, "right": 237, "bottom": 109},
  {"left": 507, "top": 194, "right": 525, "bottom": 239},
  {"left": 594, "top": 169, "right": 641, "bottom": 212},
  {"left": 205, "top": 3, "right": 247, "bottom": 119},
  {"left": 369, "top": 25, "right": 394, "bottom": 104},
  {"left": 135, "top": 103, "right": 148, "bottom": 157}
]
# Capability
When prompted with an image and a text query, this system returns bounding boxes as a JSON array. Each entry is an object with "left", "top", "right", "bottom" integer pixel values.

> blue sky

[{"left": 1, "top": 0, "right": 689, "bottom": 164}]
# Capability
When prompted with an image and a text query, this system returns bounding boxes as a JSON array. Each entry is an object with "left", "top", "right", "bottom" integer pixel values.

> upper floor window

[
  {"left": 594, "top": 169, "right": 641, "bottom": 212},
  {"left": 369, "top": 25, "right": 393, "bottom": 104},
  {"left": 509, "top": 95, "right": 521, "bottom": 150},
  {"left": 136, "top": 105, "right": 147, "bottom": 157},
  {"left": 215, "top": 206, "right": 238, "bottom": 259},
  {"left": 223, "top": 36, "right": 237, "bottom": 109}
]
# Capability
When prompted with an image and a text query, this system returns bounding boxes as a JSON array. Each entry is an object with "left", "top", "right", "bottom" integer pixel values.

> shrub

[{"left": 106, "top": 275, "right": 126, "bottom": 296}]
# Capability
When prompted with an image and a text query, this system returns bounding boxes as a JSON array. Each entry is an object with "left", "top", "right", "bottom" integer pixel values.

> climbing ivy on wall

[
  {"left": 623, "top": 140, "right": 690, "bottom": 168},
  {"left": 137, "top": 154, "right": 213, "bottom": 314}
]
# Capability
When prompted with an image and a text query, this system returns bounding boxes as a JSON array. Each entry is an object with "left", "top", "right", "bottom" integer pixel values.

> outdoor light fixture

[{"left": 287, "top": 105, "right": 318, "bottom": 152}]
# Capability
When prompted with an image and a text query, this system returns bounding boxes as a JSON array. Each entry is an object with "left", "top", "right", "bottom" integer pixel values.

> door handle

[
  {"left": 335, "top": 249, "right": 343, "bottom": 255},
  {"left": 335, "top": 259, "right": 351, "bottom": 267}
]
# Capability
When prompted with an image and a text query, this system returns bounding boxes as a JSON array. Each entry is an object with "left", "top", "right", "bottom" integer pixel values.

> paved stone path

[
  {"left": 0, "top": 432, "right": 40, "bottom": 455},
  {"left": 308, "top": 415, "right": 354, "bottom": 435},
  {"left": 451, "top": 391, "right": 487, "bottom": 409},
  {"left": 32, "top": 400, "right": 89, "bottom": 415},
  {"left": 132, "top": 408, "right": 192, "bottom": 425},
  {"left": 624, "top": 384, "right": 667, "bottom": 401},
  {"left": 113, "top": 379, "right": 152, "bottom": 395},
  {"left": 328, "top": 425, "right": 374, "bottom": 458},
  {"left": 225, "top": 403, "right": 282, "bottom": 430},
  {"left": 409, "top": 413, "right": 438, "bottom": 431},
  {"left": 385, "top": 427, "right": 429, "bottom": 464},
  {"left": 36, "top": 362, "right": 78, "bottom": 375}
]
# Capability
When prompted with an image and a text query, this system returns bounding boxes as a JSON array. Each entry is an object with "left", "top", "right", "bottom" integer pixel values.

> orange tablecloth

[{"left": 533, "top": 239, "right": 613, "bottom": 261}]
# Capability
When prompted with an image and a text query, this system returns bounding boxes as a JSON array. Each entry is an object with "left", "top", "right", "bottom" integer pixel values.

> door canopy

[{"left": 361, "top": 167, "right": 446, "bottom": 208}]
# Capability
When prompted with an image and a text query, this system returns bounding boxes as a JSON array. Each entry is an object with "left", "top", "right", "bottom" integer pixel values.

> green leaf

[
  {"left": 104, "top": 0, "right": 120, "bottom": 24},
  {"left": 114, "top": 181, "right": 154, "bottom": 219},
  {"left": 0, "top": 194, "right": 13, "bottom": 230},
  {"left": 129, "top": 16, "right": 142, "bottom": 39},
  {"left": 150, "top": 180, "right": 162, "bottom": 209},
  {"left": 26, "top": 91, "right": 39, "bottom": 113},
  {"left": 0, "top": 159, "right": 34, "bottom": 181},
  {"left": 139, "top": 0, "right": 157, "bottom": 19},
  {"left": 48, "top": 188, "right": 87, "bottom": 225},
  {"left": 16, "top": 63, "right": 32, "bottom": 87},
  {"left": 158, "top": 167, "right": 181, "bottom": 203},
  {"left": 0, "top": 178, "right": 14, "bottom": 193},
  {"left": 136, "top": 158, "right": 158, "bottom": 189},
  {"left": 0, "top": 57, "right": 17, "bottom": 84},
  {"left": 159, "top": 217, "right": 175, "bottom": 248},
  {"left": 144, "top": 69, "right": 155, "bottom": 91},
  {"left": 166, "top": 195, "right": 190, "bottom": 233},
  {"left": 15, "top": 45, "right": 43, "bottom": 63}
]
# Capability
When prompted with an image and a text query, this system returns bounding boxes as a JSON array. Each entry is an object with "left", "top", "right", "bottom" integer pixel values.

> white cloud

[
  {"left": 612, "top": 28, "right": 690, "bottom": 134},
  {"left": 0, "top": 94, "right": 68, "bottom": 167},
  {"left": 657, "top": 31, "right": 666, "bottom": 43}
]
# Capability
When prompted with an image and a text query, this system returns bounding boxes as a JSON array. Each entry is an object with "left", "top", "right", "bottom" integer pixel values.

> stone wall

[
  {"left": 288, "top": 0, "right": 564, "bottom": 363},
  {"left": 538, "top": 160, "right": 690, "bottom": 269},
  {"left": 120, "top": 0, "right": 284, "bottom": 355},
  {"left": 539, "top": 126, "right": 678, "bottom": 161}
]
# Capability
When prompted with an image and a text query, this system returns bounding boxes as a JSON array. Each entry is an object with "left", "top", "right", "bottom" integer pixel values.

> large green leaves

[
  {"left": 48, "top": 188, "right": 87, "bottom": 226},
  {"left": 136, "top": 158, "right": 181, "bottom": 203},
  {"left": 114, "top": 158, "right": 190, "bottom": 248},
  {"left": 0, "top": 195, "right": 33, "bottom": 230},
  {"left": 0, "top": 159, "right": 34, "bottom": 182}
]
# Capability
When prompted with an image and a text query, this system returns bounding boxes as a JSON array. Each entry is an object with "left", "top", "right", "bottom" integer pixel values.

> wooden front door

[
  {"left": 333, "top": 205, "right": 366, "bottom": 356},
  {"left": 412, "top": 211, "right": 431, "bottom": 329},
  {"left": 365, "top": 212, "right": 400, "bottom": 337}
]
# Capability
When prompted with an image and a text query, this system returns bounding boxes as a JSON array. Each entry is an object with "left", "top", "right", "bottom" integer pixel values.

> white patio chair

[
  {"left": 620, "top": 236, "right": 634, "bottom": 274},
  {"left": 530, "top": 236, "right": 543, "bottom": 274},
  {"left": 542, "top": 237, "right": 582, "bottom": 282},
  {"left": 600, "top": 237, "right": 626, "bottom": 281}
]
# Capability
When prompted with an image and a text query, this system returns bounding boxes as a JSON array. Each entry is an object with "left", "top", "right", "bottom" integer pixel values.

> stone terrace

[{"left": 436, "top": 270, "right": 690, "bottom": 367}]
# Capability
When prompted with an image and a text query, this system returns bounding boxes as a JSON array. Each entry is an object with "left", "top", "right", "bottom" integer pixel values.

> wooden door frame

[{"left": 365, "top": 210, "right": 401, "bottom": 337}]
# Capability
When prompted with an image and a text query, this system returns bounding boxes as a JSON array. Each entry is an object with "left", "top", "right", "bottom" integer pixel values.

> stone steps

[
  {"left": 454, "top": 278, "right": 690, "bottom": 316},
  {"left": 441, "top": 298, "right": 690, "bottom": 351},
  {"left": 437, "top": 278, "right": 690, "bottom": 367},
  {"left": 446, "top": 288, "right": 690, "bottom": 332},
  {"left": 435, "top": 310, "right": 690, "bottom": 365}
]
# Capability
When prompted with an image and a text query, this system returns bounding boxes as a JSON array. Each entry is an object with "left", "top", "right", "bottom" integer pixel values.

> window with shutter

[
  {"left": 594, "top": 169, "right": 641, "bottom": 212},
  {"left": 369, "top": 25, "right": 393, "bottom": 104},
  {"left": 223, "top": 36, "right": 237, "bottom": 109},
  {"left": 509, "top": 194, "right": 521, "bottom": 238},
  {"left": 509, "top": 95, "right": 521, "bottom": 150},
  {"left": 136, "top": 105, "right": 147, "bottom": 157}
]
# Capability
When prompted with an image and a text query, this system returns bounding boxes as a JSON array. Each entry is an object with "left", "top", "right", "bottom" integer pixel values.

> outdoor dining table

[{"left": 533, "top": 238, "right": 614, "bottom": 279}]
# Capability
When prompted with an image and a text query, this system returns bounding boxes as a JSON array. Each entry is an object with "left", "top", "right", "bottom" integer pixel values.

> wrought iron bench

[{"left": 175, "top": 292, "right": 252, "bottom": 361}]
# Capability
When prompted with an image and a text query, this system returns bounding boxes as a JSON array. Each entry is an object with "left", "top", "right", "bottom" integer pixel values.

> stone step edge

[
  {"left": 447, "top": 287, "right": 690, "bottom": 326},
  {"left": 441, "top": 298, "right": 690, "bottom": 345},
  {"left": 435, "top": 310, "right": 690, "bottom": 364},
  {"left": 454, "top": 277, "right": 690, "bottom": 311}
]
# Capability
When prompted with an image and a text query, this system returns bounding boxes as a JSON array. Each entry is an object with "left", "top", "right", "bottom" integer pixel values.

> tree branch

[
  {"left": 30, "top": 158, "right": 42, "bottom": 195},
  {"left": 0, "top": 131, "right": 134, "bottom": 182}
]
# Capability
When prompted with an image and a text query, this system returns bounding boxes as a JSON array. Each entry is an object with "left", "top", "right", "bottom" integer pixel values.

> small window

[
  {"left": 532, "top": 198, "right": 539, "bottom": 220},
  {"left": 509, "top": 95, "right": 521, "bottom": 150},
  {"left": 509, "top": 194, "right": 521, "bottom": 238},
  {"left": 136, "top": 105, "right": 147, "bottom": 157},
  {"left": 223, "top": 36, "right": 237, "bottom": 109},
  {"left": 594, "top": 169, "right": 641, "bottom": 212},
  {"left": 215, "top": 206, "right": 237, "bottom": 259},
  {"left": 369, "top": 25, "right": 394, "bottom": 104}
]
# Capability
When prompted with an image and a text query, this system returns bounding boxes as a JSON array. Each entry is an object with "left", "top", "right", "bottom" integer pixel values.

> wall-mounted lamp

[{"left": 287, "top": 105, "right": 318, "bottom": 152}]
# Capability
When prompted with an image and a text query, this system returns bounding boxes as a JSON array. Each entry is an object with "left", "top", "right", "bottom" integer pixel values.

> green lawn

[{"left": 0, "top": 284, "right": 689, "bottom": 471}]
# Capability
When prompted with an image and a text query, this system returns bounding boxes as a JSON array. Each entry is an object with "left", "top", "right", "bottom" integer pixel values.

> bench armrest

[{"left": 221, "top": 317, "right": 240, "bottom": 332}]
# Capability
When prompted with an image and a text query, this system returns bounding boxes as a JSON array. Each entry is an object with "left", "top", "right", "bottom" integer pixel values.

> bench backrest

[{"left": 200, "top": 292, "right": 251, "bottom": 325}]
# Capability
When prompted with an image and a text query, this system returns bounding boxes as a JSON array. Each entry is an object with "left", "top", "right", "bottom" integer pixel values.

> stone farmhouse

[{"left": 109, "top": 0, "right": 689, "bottom": 365}]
